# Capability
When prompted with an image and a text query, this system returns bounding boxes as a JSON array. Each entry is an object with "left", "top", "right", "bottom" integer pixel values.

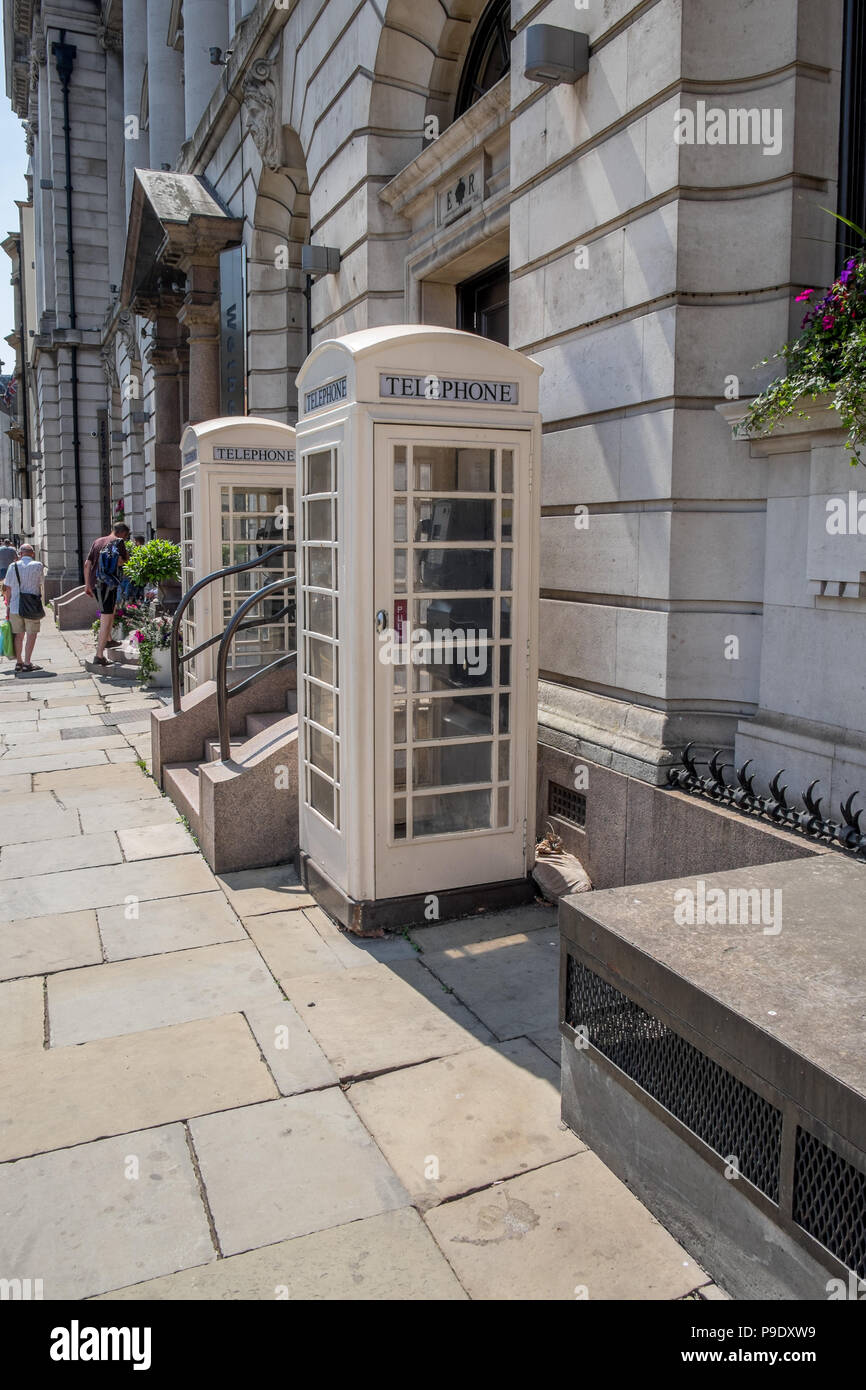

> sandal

[{"left": 92, "top": 656, "right": 111, "bottom": 667}]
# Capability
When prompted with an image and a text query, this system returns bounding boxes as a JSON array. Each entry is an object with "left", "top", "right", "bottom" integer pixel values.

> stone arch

[
  {"left": 245, "top": 129, "right": 310, "bottom": 424},
  {"left": 369, "top": 0, "right": 503, "bottom": 143}
]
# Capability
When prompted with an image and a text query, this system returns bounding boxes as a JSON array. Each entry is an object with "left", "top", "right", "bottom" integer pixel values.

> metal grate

[
  {"left": 565, "top": 956, "right": 783, "bottom": 1201},
  {"left": 793, "top": 1127, "right": 866, "bottom": 1278},
  {"left": 549, "top": 781, "right": 586, "bottom": 827}
]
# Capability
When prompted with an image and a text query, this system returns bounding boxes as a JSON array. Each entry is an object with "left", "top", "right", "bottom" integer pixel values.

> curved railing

[
  {"left": 216, "top": 574, "right": 297, "bottom": 761},
  {"left": 170, "top": 545, "right": 293, "bottom": 712}
]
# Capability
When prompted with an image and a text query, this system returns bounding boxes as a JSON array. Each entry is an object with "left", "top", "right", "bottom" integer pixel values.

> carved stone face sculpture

[{"left": 243, "top": 60, "right": 283, "bottom": 170}]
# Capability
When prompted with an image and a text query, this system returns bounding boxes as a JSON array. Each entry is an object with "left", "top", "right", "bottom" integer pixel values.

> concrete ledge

[
  {"left": 151, "top": 666, "right": 296, "bottom": 788},
  {"left": 52, "top": 586, "right": 99, "bottom": 631}
]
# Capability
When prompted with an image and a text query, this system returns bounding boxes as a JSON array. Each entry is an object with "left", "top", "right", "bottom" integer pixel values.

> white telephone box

[
  {"left": 179, "top": 418, "right": 296, "bottom": 689},
  {"left": 295, "top": 326, "right": 542, "bottom": 932}
]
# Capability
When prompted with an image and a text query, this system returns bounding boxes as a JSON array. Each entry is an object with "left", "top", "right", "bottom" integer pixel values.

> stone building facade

[{"left": 5, "top": 0, "right": 866, "bottom": 883}]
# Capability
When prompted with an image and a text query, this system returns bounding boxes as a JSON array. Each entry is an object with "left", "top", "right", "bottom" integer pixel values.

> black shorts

[{"left": 95, "top": 582, "right": 118, "bottom": 615}]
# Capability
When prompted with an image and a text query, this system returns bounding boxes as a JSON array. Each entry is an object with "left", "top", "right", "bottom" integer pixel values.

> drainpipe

[{"left": 51, "top": 31, "right": 85, "bottom": 581}]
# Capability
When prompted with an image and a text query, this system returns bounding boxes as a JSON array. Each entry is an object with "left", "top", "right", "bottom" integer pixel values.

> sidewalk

[{"left": 0, "top": 621, "right": 724, "bottom": 1301}]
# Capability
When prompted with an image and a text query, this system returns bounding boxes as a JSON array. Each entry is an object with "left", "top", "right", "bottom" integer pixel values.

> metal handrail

[
  {"left": 170, "top": 544, "right": 293, "bottom": 711},
  {"left": 216, "top": 574, "right": 297, "bottom": 760}
]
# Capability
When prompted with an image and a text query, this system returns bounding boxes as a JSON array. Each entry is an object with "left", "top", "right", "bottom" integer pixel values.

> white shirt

[{"left": 5, "top": 557, "right": 45, "bottom": 616}]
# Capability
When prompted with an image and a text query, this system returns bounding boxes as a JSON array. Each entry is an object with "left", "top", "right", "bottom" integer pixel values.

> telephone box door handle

[{"left": 376, "top": 609, "right": 388, "bottom": 633}]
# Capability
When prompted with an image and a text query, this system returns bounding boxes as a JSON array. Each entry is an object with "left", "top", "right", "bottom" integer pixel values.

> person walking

[
  {"left": 0, "top": 538, "right": 17, "bottom": 616},
  {"left": 3, "top": 543, "right": 46, "bottom": 673},
  {"left": 84, "top": 522, "right": 130, "bottom": 666}
]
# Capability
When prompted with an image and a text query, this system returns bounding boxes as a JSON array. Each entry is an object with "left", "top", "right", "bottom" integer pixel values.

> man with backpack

[{"left": 84, "top": 522, "right": 130, "bottom": 667}]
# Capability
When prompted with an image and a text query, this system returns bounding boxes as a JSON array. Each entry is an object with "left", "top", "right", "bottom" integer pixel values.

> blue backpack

[{"left": 97, "top": 539, "right": 123, "bottom": 590}]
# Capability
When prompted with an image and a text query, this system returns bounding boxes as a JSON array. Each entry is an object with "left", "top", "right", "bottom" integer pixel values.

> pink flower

[
  {"left": 795, "top": 289, "right": 814, "bottom": 302},
  {"left": 822, "top": 315, "right": 835, "bottom": 330}
]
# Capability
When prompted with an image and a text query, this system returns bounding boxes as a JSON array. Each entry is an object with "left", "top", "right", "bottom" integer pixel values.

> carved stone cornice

[{"left": 242, "top": 58, "right": 284, "bottom": 171}]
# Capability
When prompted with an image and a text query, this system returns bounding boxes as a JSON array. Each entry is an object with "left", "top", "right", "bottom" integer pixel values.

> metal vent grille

[
  {"left": 549, "top": 781, "right": 586, "bottom": 827},
  {"left": 565, "top": 956, "right": 783, "bottom": 1201},
  {"left": 793, "top": 1127, "right": 866, "bottom": 1278}
]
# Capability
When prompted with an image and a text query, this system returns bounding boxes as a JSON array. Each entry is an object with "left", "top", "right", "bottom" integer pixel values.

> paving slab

[
  {"left": 107, "top": 747, "right": 140, "bottom": 763},
  {"left": 79, "top": 797, "right": 178, "bottom": 834},
  {"left": 424, "top": 1153, "right": 708, "bottom": 1301},
  {"left": 217, "top": 863, "right": 315, "bottom": 917},
  {"left": 0, "top": 1125, "right": 215, "bottom": 1299},
  {"left": 0, "top": 910, "right": 102, "bottom": 980},
  {"left": 0, "top": 831, "right": 121, "bottom": 881},
  {"left": 117, "top": 822, "right": 196, "bottom": 861},
  {"left": 0, "top": 853, "right": 217, "bottom": 924},
  {"left": 0, "top": 705, "right": 43, "bottom": 722},
  {"left": 0, "top": 748, "right": 109, "bottom": 776},
  {"left": 189, "top": 1091, "right": 410, "bottom": 1256},
  {"left": 0, "top": 804, "right": 80, "bottom": 845},
  {"left": 35, "top": 763, "right": 161, "bottom": 806},
  {"left": 49, "top": 939, "right": 283, "bottom": 1045},
  {"left": 0, "top": 1014, "right": 279, "bottom": 1162},
  {"left": 304, "top": 904, "right": 419, "bottom": 967},
  {"left": 284, "top": 959, "right": 494, "bottom": 1079},
  {"left": 419, "top": 927, "right": 560, "bottom": 1041},
  {"left": 349, "top": 1038, "right": 584, "bottom": 1209},
  {"left": 0, "top": 774, "right": 31, "bottom": 794},
  {"left": 410, "top": 903, "right": 556, "bottom": 954},
  {"left": 98, "top": 891, "right": 245, "bottom": 962},
  {"left": 0, "top": 975, "right": 44, "bottom": 1052},
  {"left": 243, "top": 909, "right": 347, "bottom": 982},
  {"left": 94, "top": 1208, "right": 466, "bottom": 1301},
  {"left": 244, "top": 1000, "right": 338, "bottom": 1095}
]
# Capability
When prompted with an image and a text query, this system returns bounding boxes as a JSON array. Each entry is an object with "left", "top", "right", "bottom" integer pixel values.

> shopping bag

[{"left": 0, "top": 620, "right": 14, "bottom": 659}]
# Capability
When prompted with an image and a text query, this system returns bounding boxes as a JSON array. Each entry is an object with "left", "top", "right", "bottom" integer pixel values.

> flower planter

[{"left": 145, "top": 646, "right": 172, "bottom": 688}]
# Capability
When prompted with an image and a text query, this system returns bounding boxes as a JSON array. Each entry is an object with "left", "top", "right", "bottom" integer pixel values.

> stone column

[
  {"left": 177, "top": 259, "right": 222, "bottom": 424},
  {"left": 146, "top": 0, "right": 185, "bottom": 170},
  {"left": 142, "top": 296, "right": 184, "bottom": 539},
  {"left": 122, "top": 0, "right": 149, "bottom": 210},
  {"left": 184, "top": 0, "right": 229, "bottom": 140}
]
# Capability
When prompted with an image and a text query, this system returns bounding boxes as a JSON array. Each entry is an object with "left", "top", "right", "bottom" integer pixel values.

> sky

[{"left": 0, "top": 25, "right": 33, "bottom": 375}]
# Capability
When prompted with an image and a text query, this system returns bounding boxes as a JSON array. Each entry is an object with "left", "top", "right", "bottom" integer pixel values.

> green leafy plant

[
  {"left": 129, "top": 612, "right": 175, "bottom": 685},
  {"left": 122, "top": 538, "right": 181, "bottom": 588},
  {"left": 738, "top": 213, "right": 866, "bottom": 465}
]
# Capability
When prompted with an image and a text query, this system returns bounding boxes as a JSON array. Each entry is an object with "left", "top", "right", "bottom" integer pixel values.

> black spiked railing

[{"left": 668, "top": 743, "right": 866, "bottom": 859}]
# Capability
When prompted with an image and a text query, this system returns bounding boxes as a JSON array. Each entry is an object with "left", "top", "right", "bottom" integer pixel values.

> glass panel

[
  {"left": 417, "top": 597, "right": 493, "bottom": 633},
  {"left": 413, "top": 646, "right": 493, "bottom": 692},
  {"left": 394, "top": 500, "right": 408, "bottom": 543},
  {"left": 394, "top": 797, "right": 407, "bottom": 841},
  {"left": 307, "top": 682, "right": 336, "bottom": 730},
  {"left": 501, "top": 451, "right": 514, "bottom": 494},
  {"left": 394, "top": 449, "right": 407, "bottom": 493},
  {"left": 394, "top": 701, "right": 407, "bottom": 745},
  {"left": 307, "top": 548, "right": 333, "bottom": 589},
  {"left": 414, "top": 694, "right": 493, "bottom": 740},
  {"left": 499, "top": 693, "right": 510, "bottom": 734},
  {"left": 394, "top": 550, "right": 407, "bottom": 592},
  {"left": 415, "top": 499, "right": 495, "bottom": 543},
  {"left": 309, "top": 769, "right": 334, "bottom": 823},
  {"left": 412, "top": 789, "right": 492, "bottom": 837},
  {"left": 308, "top": 725, "right": 336, "bottom": 779},
  {"left": 307, "top": 636, "right": 337, "bottom": 685},
  {"left": 501, "top": 500, "right": 513, "bottom": 542},
  {"left": 497, "top": 787, "right": 510, "bottom": 827},
  {"left": 233, "top": 489, "right": 282, "bottom": 513},
  {"left": 414, "top": 742, "right": 492, "bottom": 790},
  {"left": 306, "top": 592, "right": 334, "bottom": 636},
  {"left": 306, "top": 499, "right": 332, "bottom": 542},
  {"left": 307, "top": 450, "right": 332, "bottom": 494},
  {"left": 394, "top": 665, "right": 407, "bottom": 694},
  {"left": 500, "top": 598, "right": 511, "bottom": 640},
  {"left": 220, "top": 487, "right": 230, "bottom": 512},
  {"left": 501, "top": 549, "right": 513, "bottom": 591},
  {"left": 394, "top": 747, "right": 407, "bottom": 791},
  {"left": 413, "top": 446, "right": 495, "bottom": 493},
  {"left": 500, "top": 645, "right": 511, "bottom": 687},
  {"left": 498, "top": 741, "right": 510, "bottom": 782},
  {"left": 183, "top": 516, "right": 193, "bottom": 543},
  {"left": 415, "top": 549, "right": 495, "bottom": 592}
]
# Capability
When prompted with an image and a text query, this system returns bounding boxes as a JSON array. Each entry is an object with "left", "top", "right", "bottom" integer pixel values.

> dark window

[
  {"left": 454, "top": 0, "right": 513, "bottom": 119},
  {"left": 457, "top": 258, "right": 510, "bottom": 345},
  {"left": 837, "top": 0, "right": 866, "bottom": 270}
]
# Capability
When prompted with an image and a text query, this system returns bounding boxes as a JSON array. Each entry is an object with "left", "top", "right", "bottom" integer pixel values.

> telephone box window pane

[
  {"left": 220, "top": 487, "right": 230, "bottom": 512},
  {"left": 501, "top": 500, "right": 513, "bottom": 542},
  {"left": 306, "top": 499, "right": 332, "bottom": 542},
  {"left": 394, "top": 701, "right": 407, "bottom": 745},
  {"left": 394, "top": 500, "right": 408, "bottom": 543},
  {"left": 414, "top": 647, "right": 493, "bottom": 693},
  {"left": 414, "top": 742, "right": 492, "bottom": 790},
  {"left": 307, "top": 636, "right": 337, "bottom": 686},
  {"left": 415, "top": 550, "right": 495, "bottom": 592},
  {"left": 309, "top": 770, "right": 335, "bottom": 823},
  {"left": 394, "top": 550, "right": 408, "bottom": 592},
  {"left": 415, "top": 499, "right": 495, "bottom": 543},
  {"left": 501, "top": 549, "right": 513, "bottom": 591},
  {"left": 394, "top": 447, "right": 408, "bottom": 493},
  {"left": 499, "top": 693, "right": 510, "bottom": 734},
  {"left": 414, "top": 694, "right": 493, "bottom": 740},
  {"left": 500, "top": 598, "right": 511, "bottom": 639},
  {"left": 501, "top": 451, "right": 514, "bottom": 494},
  {"left": 394, "top": 747, "right": 407, "bottom": 791},
  {"left": 497, "top": 787, "right": 510, "bottom": 827},
  {"left": 306, "top": 592, "right": 334, "bottom": 636},
  {"left": 413, "top": 789, "right": 492, "bottom": 837},
  {"left": 500, "top": 645, "right": 511, "bottom": 687},
  {"left": 394, "top": 798, "right": 407, "bottom": 840},
  {"left": 498, "top": 741, "right": 510, "bottom": 782},
  {"left": 308, "top": 726, "right": 336, "bottom": 779},
  {"left": 417, "top": 597, "right": 493, "bottom": 633},
  {"left": 414, "top": 446, "right": 495, "bottom": 493},
  {"left": 307, "top": 682, "right": 336, "bottom": 730},
  {"left": 307, "top": 451, "right": 332, "bottom": 494},
  {"left": 307, "top": 548, "right": 333, "bottom": 589},
  {"left": 183, "top": 517, "right": 193, "bottom": 543}
]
